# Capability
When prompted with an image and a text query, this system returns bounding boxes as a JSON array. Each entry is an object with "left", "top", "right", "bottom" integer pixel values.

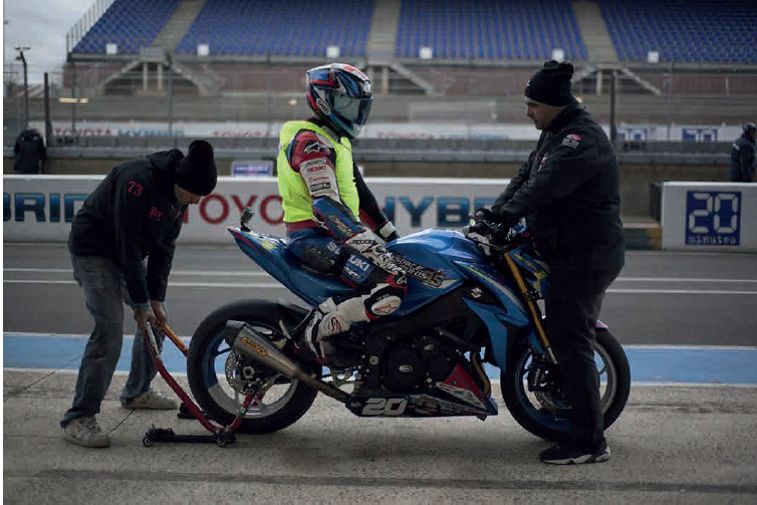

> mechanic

[
  {"left": 61, "top": 140, "right": 217, "bottom": 447},
  {"left": 474, "top": 60, "right": 625, "bottom": 464}
]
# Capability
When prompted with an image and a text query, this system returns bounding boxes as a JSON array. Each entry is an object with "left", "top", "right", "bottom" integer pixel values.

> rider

[{"left": 277, "top": 63, "right": 406, "bottom": 358}]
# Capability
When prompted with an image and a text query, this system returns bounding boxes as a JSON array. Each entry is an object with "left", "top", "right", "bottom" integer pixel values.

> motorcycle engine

[{"left": 380, "top": 336, "right": 457, "bottom": 391}]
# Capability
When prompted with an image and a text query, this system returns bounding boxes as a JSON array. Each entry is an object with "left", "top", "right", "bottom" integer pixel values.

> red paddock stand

[{"left": 141, "top": 324, "right": 255, "bottom": 447}]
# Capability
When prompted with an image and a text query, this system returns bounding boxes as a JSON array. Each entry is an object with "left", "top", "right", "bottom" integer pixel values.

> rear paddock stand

[{"left": 141, "top": 325, "right": 254, "bottom": 448}]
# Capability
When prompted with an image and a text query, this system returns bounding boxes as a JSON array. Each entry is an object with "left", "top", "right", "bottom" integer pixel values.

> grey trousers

[{"left": 61, "top": 255, "right": 166, "bottom": 427}]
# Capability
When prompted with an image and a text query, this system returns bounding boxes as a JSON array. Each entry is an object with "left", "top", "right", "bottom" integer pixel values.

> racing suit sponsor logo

[
  {"left": 348, "top": 255, "right": 372, "bottom": 272},
  {"left": 370, "top": 295, "right": 401, "bottom": 316},
  {"left": 332, "top": 216, "right": 357, "bottom": 236},
  {"left": 303, "top": 141, "right": 329, "bottom": 154}
]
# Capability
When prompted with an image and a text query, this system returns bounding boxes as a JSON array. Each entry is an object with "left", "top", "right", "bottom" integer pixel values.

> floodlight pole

[
  {"left": 15, "top": 46, "right": 30, "bottom": 129},
  {"left": 609, "top": 70, "right": 617, "bottom": 146}
]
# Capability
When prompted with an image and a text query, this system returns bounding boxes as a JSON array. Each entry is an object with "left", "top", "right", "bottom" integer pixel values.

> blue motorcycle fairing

[
  {"left": 229, "top": 226, "right": 536, "bottom": 371},
  {"left": 229, "top": 228, "right": 354, "bottom": 307}
]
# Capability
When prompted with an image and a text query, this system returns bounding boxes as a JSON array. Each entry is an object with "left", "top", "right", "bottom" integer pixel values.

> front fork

[{"left": 503, "top": 253, "right": 558, "bottom": 365}]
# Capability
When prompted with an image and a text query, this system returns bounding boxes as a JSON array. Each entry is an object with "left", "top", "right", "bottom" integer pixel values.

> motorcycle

[{"left": 186, "top": 209, "right": 630, "bottom": 442}]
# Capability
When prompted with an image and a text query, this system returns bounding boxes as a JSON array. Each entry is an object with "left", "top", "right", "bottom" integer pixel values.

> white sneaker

[
  {"left": 63, "top": 416, "right": 110, "bottom": 448},
  {"left": 121, "top": 389, "right": 177, "bottom": 410}
]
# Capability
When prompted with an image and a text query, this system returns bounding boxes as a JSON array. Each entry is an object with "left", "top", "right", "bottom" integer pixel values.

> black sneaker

[{"left": 539, "top": 441, "right": 611, "bottom": 465}]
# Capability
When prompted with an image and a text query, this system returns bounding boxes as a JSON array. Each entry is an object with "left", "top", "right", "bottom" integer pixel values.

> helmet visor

[{"left": 332, "top": 94, "right": 373, "bottom": 133}]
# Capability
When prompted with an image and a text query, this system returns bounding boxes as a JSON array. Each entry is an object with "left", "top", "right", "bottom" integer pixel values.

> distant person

[
  {"left": 13, "top": 128, "right": 47, "bottom": 174},
  {"left": 730, "top": 122, "right": 756, "bottom": 182},
  {"left": 61, "top": 140, "right": 217, "bottom": 448}
]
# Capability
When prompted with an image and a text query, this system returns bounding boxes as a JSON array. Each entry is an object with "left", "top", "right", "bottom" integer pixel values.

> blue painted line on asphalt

[{"left": 3, "top": 333, "right": 757, "bottom": 385}]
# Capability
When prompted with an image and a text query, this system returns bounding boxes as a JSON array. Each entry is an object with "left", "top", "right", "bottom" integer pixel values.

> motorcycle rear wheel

[
  {"left": 501, "top": 327, "right": 630, "bottom": 442},
  {"left": 187, "top": 300, "right": 319, "bottom": 433}
]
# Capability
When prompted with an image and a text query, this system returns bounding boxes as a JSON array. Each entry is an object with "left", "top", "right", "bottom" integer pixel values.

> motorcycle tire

[
  {"left": 187, "top": 300, "right": 319, "bottom": 433},
  {"left": 501, "top": 327, "right": 631, "bottom": 442}
]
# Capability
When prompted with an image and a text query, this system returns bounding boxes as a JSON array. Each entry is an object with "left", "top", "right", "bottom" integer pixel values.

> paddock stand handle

[{"left": 141, "top": 325, "right": 252, "bottom": 447}]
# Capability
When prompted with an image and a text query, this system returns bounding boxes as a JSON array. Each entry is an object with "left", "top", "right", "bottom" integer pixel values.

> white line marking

[
  {"left": 3, "top": 332, "right": 193, "bottom": 344},
  {"left": 3, "top": 367, "right": 184, "bottom": 377},
  {"left": 4, "top": 268, "right": 269, "bottom": 277},
  {"left": 10, "top": 269, "right": 757, "bottom": 283},
  {"left": 607, "top": 288, "right": 757, "bottom": 295},
  {"left": 630, "top": 382, "right": 757, "bottom": 389},
  {"left": 616, "top": 277, "right": 757, "bottom": 283},
  {"left": 624, "top": 344, "right": 757, "bottom": 351},
  {"left": 3, "top": 280, "right": 284, "bottom": 288},
  {"left": 6, "top": 279, "right": 757, "bottom": 295}
]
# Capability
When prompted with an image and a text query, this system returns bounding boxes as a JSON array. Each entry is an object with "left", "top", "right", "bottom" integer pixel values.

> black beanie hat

[
  {"left": 525, "top": 60, "right": 576, "bottom": 107},
  {"left": 175, "top": 140, "right": 217, "bottom": 196}
]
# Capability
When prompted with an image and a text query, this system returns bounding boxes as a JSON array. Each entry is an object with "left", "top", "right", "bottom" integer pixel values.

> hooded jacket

[
  {"left": 492, "top": 105, "right": 625, "bottom": 272},
  {"left": 68, "top": 150, "right": 186, "bottom": 304}
]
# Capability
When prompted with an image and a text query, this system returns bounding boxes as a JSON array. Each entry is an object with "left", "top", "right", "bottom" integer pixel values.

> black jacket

[
  {"left": 69, "top": 151, "right": 187, "bottom": 304},
  {"left": 730, "top": 135, "right": 755, "bottom": 182},
  {"left": 13, "top": 129, "right": 47, "bottom": 174},
  {"left": 492, "top": 105, "right": 625, "bottom": 272}
]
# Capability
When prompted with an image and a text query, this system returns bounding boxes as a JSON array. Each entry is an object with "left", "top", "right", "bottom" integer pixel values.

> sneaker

[
  {"left": 539, "top": 441, "right": 611, "bottom": 465},
  {"left": 63, "top": 416, "right": 110, "bottom": 448},
  {"left": 121, "top": 390, "right": 177, "bottom": 410}
]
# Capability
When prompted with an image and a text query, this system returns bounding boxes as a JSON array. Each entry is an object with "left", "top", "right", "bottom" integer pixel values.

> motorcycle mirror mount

[{"left": 240, "top": 207, "right": 255, "bottom": 232}]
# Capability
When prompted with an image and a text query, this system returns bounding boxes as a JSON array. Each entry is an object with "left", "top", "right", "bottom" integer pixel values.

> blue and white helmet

[{"left": 306, "top": 63, "right": 373, "bottom": 140}]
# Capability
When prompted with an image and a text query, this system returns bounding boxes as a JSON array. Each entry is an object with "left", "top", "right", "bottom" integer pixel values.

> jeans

[
  {"left": 544, "top": 268, "right": 620, "bottom": 450},
  {"left": 60, "top": 255, "right": 165, "bottom": 427}
]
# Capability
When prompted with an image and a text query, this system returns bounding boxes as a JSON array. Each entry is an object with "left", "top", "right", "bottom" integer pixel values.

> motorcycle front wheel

[
  {"left": 501, "top": 327, "right": 631, "bottom": 442},
  {"left": 187, "top": 300, "right": 319, "bottom": 433}
]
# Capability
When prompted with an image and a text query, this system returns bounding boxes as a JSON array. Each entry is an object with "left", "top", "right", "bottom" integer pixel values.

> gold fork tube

[{"left": 503, "top": 253, "right": 557, "bottom": 364}]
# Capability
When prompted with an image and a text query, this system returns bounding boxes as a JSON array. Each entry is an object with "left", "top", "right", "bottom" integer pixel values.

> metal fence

[{"left": 4, "top": 61, "right": 757, "bottom": 145}]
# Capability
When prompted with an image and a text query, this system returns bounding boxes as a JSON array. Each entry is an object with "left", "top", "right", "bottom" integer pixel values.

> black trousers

[{"left": 545, "top": 268, "right": 620, "bottom": 449}]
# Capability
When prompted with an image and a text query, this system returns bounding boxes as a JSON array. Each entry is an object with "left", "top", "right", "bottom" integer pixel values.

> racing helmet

[
  {"left": 743, "top": 122, "right": 756, "bottom": 137},
  {"left": 306, "top": 63, "right": 373, "bottom": 140}
]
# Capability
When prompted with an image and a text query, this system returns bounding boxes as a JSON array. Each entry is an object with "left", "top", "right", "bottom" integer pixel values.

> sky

[{"left": 4, "top": 0, "right": 94, "bottom": 83}]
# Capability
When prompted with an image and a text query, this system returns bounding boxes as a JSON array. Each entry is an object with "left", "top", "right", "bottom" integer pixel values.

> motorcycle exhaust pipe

[{"left": 223, "top": 320, "right": 350, "bottom": 403}]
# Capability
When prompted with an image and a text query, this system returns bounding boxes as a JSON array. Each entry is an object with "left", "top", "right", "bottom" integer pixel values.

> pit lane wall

[
  {"left": 661, "top": 182, "right": 757, "bottom": 251},
  {"left": 2, "top": 175, "right": 503, "bottom": 244},
  {"left": 6, "top": 177, "right": 756, "bottom": 252}
]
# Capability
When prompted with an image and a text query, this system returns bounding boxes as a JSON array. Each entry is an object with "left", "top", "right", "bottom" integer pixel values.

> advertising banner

[{"left": 3, "top": 175, "right": 508, "bottom": 244}]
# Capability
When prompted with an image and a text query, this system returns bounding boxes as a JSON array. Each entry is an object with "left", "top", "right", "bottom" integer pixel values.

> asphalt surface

[
  {"left": 4, "top": 243, "right": 757, "bottom": 504},
  {"left": 3, "top": 243, "right": 757, "bottom": 346},
  {"left": 4, "top": 371, "right": 757, "bottom": 504}
]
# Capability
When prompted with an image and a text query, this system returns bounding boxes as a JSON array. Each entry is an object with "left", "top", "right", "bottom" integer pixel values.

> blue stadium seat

[
  {"left": 72, "top": 0, "right": 180, "bottom": 54},
  {"left": 599, "top": 0, "right": 757, "bottom": 63},
  {"left": 176, "top": 0, "right": 372, "bottom": 57},
  {"left": 395, "top": 0, "right": 588, "bottom": 61}
]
